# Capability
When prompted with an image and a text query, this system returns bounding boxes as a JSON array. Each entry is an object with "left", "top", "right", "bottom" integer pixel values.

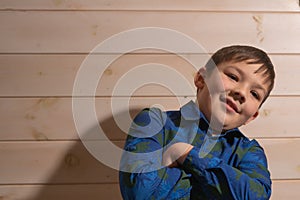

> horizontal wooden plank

[
  {"left": 257, "top": 139, "right": 300, "bottom": 180},
  {"left": 0, "top": 180, "right": 297, "bottom": 200},
  {"left": 0, "top": 184, "right": 121, "bottom": 200},
  {"left": 0, "top": 54, "right": 84, "bottom": 97},
  {"left": 0, "top": 0, "right": 299, "bottom": 12},
  {"left": 271, "top": 180, "right": 300, "bottom": 200},
  {"left": 0, "top": 12, "right": 300, "bottom": 53},
  {"left": 0, "top": 141, "right": 120, "bottom": 184},
  {"left": 0, "top": 97, "right": 188, "bottom": 141},
  {"left": 0, "top": 54, "right": 297, "bottom": 96},
  {"left": 0, "top": 139, "right": 299, "bottom": 184},
  {"left": 0, "top": 96, "right": 299, "bottom": 141},
  {"left": 0, "top": 54, "right": 199, "bottom": 97},
  {"left": 239, "top": 96, "right": 300, "bottom": 138}
]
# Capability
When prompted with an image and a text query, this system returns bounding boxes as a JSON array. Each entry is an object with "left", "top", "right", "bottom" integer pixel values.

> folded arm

[{"left": 169, "top": 142, "right": 271, "bottom": 200}]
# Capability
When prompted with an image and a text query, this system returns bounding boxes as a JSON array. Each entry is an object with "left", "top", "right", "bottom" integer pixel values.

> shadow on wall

[{"left": 30, "top": 108, "right": 142, "bottom": 200}]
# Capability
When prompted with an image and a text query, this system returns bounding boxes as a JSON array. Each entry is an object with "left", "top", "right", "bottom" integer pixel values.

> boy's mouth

[{"left": 220, "top": 96, "right": 240, "bottom": 113}]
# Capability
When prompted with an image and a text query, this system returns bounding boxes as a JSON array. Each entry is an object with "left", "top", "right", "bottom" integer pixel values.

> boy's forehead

[{"left": 218, "top": 60, "right": 263, "bottom": 74}]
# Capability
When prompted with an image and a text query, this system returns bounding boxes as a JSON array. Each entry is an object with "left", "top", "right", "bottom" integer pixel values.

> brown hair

[{"left": 205, "top": 45, "right": 275, "bottom": 105}]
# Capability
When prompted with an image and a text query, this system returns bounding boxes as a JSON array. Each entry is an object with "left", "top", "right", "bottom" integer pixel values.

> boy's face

[{"left": 195, "top": 60, "right": 270, "bottom": 131}]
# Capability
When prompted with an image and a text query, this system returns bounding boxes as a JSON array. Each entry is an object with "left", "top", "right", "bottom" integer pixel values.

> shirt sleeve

[
  {"left": 181, "top": 141, "right": 271, "bottom": 200},
  {"left": 119, "top": 108, "right": 181, "bottom": 200}
]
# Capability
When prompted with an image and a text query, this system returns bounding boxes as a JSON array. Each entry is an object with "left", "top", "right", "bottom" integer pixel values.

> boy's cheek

[
  {"left": 242, "top": 98, "right": 256, "bottom": 110},
  {"left": 206, "top": 76, "right": 225, "bottom": 94}
]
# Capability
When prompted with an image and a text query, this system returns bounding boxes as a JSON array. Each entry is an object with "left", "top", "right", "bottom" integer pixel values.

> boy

[{"left": 119, "top": 45, "right": 275, "bottom": 199}]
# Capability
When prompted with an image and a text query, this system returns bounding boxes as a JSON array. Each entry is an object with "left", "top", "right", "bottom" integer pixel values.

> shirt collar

[
  {"left": 180, "top": 100, "right": 243, "bottom": 137},
  {"left": 180, "top": 100, "right": 207, "bottom": 121}
]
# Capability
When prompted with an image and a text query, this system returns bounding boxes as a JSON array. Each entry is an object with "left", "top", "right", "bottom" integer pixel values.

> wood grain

[
  {"left": 0, "top": 97, "right": 299, "bottom": 140},
  {"left": 0, "top": 180, "right": 297, "bottom": 200},
  {"left": 0, "top": 54, "right": 298, "bottom": 96},
  {"left": 258, "top": 138, "right": 300, "bottom": 180},
  {"left": 0, "top": 184, "right": 122, "bottom": 200},
  {"left": 0, "top": 141, "right": 120, "bottom": 184},
  {"left": 0, "top": 0, "right": 299, "bottom": 12},
  {"left": 0, "top": 1, "right": 298, "bottom": 199},
  {"left": 0, "top": 139, "right": 299, "bottom": 184},
  {"left": 0, "top": 12, "right": 300, "bottom": 53},
  {"left": 271, "top": 180, "right": 300, "bottom": 200}
]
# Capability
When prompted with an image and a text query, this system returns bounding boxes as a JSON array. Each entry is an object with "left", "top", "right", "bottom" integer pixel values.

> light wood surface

[
  {"left": 0, "top": 180, "right": 297, "bottom": 200},
  {"left": 0, "top": 12, "right": 300, "bottom": 54},
  {"left": 0, "top": 0, "right": 299, "bottom": 12},
  {"left": 0, "top": 97, "right": 299, "bottom": 140},
  {"left": 0, "top": 54, "right": 299, "bottom": 96},
  {"left": 0, "top": 140, "right": 299, "bottom": 183},
  {"left": 1, "top": 1, "right": 298, "bottom": 199},
  {"left": 0, "top": 184, "right": 122, "bottom": 200}
]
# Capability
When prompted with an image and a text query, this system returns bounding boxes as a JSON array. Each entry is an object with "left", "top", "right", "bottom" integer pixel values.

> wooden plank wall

[{"left": 0, "top": 0, "right": 300, "bottom": 199}]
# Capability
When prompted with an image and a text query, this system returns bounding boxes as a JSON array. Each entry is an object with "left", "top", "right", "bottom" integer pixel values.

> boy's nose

[{"left": 230, "top": 88, "right": 246, "bottom": 104}]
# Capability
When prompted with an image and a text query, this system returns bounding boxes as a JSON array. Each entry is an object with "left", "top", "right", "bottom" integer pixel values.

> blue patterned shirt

[{"left": 119, "top": 101, "right": 271, "bottom": 199}]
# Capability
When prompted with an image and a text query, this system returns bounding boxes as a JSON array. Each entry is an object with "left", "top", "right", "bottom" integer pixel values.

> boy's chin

[
  {"left": 208, "top": 113, "right": 227, "bottom": 133},
  {"left": 209, "top": 111, "right": 240, "bottom": 132}
]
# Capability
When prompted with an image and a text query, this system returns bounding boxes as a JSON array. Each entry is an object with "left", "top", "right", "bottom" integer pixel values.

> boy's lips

[{"left": 220, "top": 96, "right": 240, "bottom": 113}]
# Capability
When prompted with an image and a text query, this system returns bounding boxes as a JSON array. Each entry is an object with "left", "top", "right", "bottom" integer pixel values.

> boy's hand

[{"left": 162, "top": 143, "right": 194, "bottom": 168}]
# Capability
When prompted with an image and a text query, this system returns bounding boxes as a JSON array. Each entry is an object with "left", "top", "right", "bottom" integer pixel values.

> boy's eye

[
  {"left": 251, "top": 91, "right": 260, "bottom": 100},
  {"left": 227, "top": 73, "right": 238, "bottom": 81}
]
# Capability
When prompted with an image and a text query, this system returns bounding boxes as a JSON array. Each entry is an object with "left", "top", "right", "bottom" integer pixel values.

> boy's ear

[
  {"left": 194, "top": 68, "right": 206, "bottom": 89},
  {"left": 244, "top": 111, "right": 259, "bottom": 125}
]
